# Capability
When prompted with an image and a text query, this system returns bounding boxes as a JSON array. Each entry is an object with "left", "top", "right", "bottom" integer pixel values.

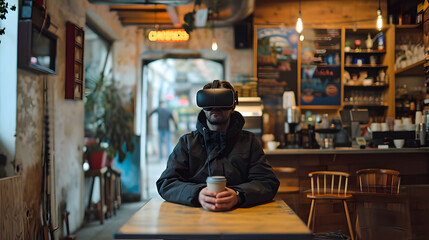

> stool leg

[
  {"left": 307, "top": 199, "right": 315, "bottom": 229},
  {"left": 343, "top": 200, "right": 354, "bottom": 240},
  {"left": 99, "top": 173, "right": 105, "bottom": 224}
]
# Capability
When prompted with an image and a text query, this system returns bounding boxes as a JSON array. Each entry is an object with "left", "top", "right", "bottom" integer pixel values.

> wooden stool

[
  {"left": 306, "top": 171, "right": 354, "bottom": 240},
  {"left": 273, "top": 167, "right": 300, "bottom": 213},
  {"left": 85, "top": 167, "right": 107, "bottom": 224},
  {"left": 104, "top": 167, "right": 122, "bottom": 217},
  {"left": 112, "top": 168, "right": 122, "bottom": 209}
]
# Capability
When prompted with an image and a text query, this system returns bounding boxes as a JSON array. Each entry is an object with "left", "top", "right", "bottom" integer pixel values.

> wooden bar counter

[
  {"left": 114, "top": 198, "right": 312, "bottom": 240},
  {"left": 265, "top": 147, "right": 429, "bottom": 186},
  {"left": 265, "top": 147, "right": 429, "bottom": 236}
]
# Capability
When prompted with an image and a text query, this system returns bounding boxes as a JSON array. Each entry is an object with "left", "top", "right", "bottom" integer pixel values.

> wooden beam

[{"left": 166, "top": 5, "right": 181, "bottom": 27}]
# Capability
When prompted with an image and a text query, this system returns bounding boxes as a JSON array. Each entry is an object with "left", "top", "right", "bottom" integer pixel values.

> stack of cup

[
  {"left": 394, "top": 119, "right": 405, "bottom": 131},
  {"left": 370, "top": 122, "right": 381, "bottom": 132},
  {"left": 381, "top": 122, "right": 389, "bottom": 131},
  {"left": 403, "top": 117, "right": 415, "bottom": 131},
  {"left": 416, "top": 111, "right": 423, "bottom": 125}
]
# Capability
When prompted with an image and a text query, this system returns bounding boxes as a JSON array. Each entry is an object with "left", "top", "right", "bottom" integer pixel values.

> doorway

[{"left": 140, "top": 55, "right": 225, "bottom": 198}]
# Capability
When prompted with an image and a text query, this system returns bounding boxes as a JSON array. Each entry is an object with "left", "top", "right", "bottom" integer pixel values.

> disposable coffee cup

[{"left": 206, "top": 176, "right": 226, "bottom": 193}]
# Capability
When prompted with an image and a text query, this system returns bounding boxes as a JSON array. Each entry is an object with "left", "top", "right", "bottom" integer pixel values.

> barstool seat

[{"left": 273, "top": 167, "right": 300, "bottom": 212}]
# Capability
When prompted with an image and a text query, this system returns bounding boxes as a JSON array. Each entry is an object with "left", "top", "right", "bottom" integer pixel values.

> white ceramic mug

[
  {"left": 267, "top": 141, "right": 280, "bottom": 150},
  {"left": 393, "top": 139, "right": 405, "bottom": 149}
]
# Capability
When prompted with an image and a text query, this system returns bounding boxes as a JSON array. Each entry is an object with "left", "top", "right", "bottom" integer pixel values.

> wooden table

[{"left": 114, "top": 198, "right": 312, "bottom": 240}]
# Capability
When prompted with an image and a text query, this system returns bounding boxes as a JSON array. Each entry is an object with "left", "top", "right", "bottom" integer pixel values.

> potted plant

[
  {"left": 95, "top": 79, "right": 135, "bottom": 164},
  {"left": 84, "top": 66, "right": 135, "bottom": 168}
]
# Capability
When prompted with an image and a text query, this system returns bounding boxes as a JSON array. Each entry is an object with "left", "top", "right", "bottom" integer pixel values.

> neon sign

[{"left": 148, "top": 29, "right": 190, "bottom": 42}]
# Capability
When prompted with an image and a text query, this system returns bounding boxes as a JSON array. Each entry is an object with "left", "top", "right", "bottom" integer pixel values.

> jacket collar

[{"left": 196, "top": 110, "right": 245, "bottom": 159}]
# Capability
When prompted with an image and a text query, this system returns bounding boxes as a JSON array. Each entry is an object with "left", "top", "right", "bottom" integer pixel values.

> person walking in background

[{"left": 149, "top": 101, "right": 178, "bottom": 160}]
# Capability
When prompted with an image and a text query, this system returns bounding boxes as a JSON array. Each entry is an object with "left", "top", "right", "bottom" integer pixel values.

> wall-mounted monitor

[{"left": 18, "top": 20, "right": 57, "bottom": 75}]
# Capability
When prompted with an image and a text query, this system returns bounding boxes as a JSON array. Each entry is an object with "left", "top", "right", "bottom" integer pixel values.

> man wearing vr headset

[{"left": 157, "top": 80, "right": 279, "bottom": 211}]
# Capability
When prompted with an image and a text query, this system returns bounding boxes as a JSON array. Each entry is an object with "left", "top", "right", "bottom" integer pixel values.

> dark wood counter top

[{"left": 264, "top": 147, "right": 429, "bottom": 155}]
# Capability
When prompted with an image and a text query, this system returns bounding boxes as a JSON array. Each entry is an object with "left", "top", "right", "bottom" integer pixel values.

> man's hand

[{"left": 198, "top": 187, "right": 239, "bottom": 211}]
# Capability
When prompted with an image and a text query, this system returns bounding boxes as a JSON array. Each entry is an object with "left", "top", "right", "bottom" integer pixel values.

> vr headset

[{"left": 196, "top": 80, "right": 238, "bottom": 111}]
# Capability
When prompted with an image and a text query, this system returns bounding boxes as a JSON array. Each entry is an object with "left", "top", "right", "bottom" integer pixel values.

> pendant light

[
  {"left": 211, "top": 30, "right": 218, "bottom": 51},
  {"left": 376, "top": 0, "right": 383, "bottom": 31},
  {"left": 211, "top": 22, "right": 218, "bottom": 51},
  {"left": 296, "top": 0, "right": 303, "bottom": 34},
  {"left": 211, "top": 12, "right": 218, "bottom": 51}
]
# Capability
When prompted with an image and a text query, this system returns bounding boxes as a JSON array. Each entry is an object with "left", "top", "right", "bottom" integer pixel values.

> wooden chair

[
  {"left": 354, "top": 169, "right": 410, "bottom": 240},
  {"left": 356, "top": 168, "right": 400, "bottom": 194},
  {"left": 272, "top": 167, "right": 300, "bottom": 212},
  {"left": 307, "top": 171, "right": 354, "bottom": 240}
]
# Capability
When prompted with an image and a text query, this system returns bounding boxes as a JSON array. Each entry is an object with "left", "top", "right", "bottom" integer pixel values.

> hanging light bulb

[
  {"left": 211, "top": 22, "right": 218, "bottom": 51},
  {"left": 296, "top": 0, "right": 303, "bottom": 34},
  {"left": 376, "top": 0, "right": 383, "bottom": 31},
  {"left": 211, "top": 38, "right": 218, "bottom": 51},
  {"left": 376, "top": 9, "right": 383, "bottom": 31},
  {"left": 296, "top": 13, "right": 303, "bottom": 34}
]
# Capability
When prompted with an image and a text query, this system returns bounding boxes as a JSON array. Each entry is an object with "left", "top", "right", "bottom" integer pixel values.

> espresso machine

[{"left": 283, "top": 91, "right": 302, "bottom": 148}]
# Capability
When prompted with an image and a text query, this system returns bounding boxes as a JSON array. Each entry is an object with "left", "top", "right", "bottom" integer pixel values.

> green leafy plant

[
  {"left": 85, "top": 64, "right": 135, "bottom": 163},
  {"left": 0, "top": 0, "right": 16, "bottom": 40}
]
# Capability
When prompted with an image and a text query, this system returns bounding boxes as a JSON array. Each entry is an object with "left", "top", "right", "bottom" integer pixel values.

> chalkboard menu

[
  {"left": 256, "top": 27, "right": 298, "bottom": 100},
  {"left": 300, "top": 28, "right": 342, "bottom": 106}
]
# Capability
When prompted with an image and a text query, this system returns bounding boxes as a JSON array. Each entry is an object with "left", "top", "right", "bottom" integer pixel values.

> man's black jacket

[{"left": 156, "top": 110, "right": 280, "bottom": 207}]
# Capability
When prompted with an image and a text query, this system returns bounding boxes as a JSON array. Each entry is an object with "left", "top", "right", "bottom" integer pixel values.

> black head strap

[{"left": 212, "top": 80, "right": 220, "bottom": 89}]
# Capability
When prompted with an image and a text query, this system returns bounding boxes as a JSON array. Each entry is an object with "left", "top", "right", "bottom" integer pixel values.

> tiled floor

[{"left": 74, "top": 200, "right": 147, "bottom": 240}]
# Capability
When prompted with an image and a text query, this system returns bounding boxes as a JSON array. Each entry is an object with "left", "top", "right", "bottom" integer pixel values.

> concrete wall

[
  {"left": 139, "top": 26, "right": 254, "bottom": 81},
  {"left": 0, "top": 0, "right": 18, "bottom": 178},
  {"left": 15, "top": 0, "right": 125, "bottom": 238}
]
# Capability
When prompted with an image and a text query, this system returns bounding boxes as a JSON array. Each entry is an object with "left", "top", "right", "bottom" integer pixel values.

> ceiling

[{"left": 89, "top": 0, "right": 254, "bottom": 28}]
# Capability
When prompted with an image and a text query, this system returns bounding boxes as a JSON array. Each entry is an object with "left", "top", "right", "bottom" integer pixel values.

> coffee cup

[
  {"left": 267, "top": 141, "right": 280, "bottom": 150},
  {"left": 206, "top": 176, "right": 226, "bottom": 193}
]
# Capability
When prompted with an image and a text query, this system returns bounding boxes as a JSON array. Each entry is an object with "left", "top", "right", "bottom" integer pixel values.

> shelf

[
  {"left": 345, "top": 64, "right": 388, "bottom": 68},
  {"left": 344, "top": 84, "right": 389, "bottom": 89},
  {"left": 65, "top": 22, "right": 84, "bottom": 100},
  {"left": 302, "top": 64, "right": 340, "bottom": 68},
  {"left": 345, "top": 49, "right": 386, "bottom": 54},
  {"left": 394, "top": 59, "right": 425, "bottom": 75},
  {"left": 314, "top": 46, "right": 340, "bottom": 51},
  {"left": 343, "top": 104, "right": 388, "bottom": 108},
  {"left": 395, "top": 23, "right": 423, "bottom": 29}
]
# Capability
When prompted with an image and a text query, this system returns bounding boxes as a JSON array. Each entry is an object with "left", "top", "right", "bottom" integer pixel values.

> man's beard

[{"left": 207, "top": 117, "right": 228, "bottom": 125}]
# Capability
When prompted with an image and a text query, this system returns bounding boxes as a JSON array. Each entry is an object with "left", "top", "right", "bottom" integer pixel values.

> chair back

[
  {"left": 356, "top": 169, "right": 400, "bottom": 194},
  {"left": 308, "top": 171, "right": 350, "bottom": 197}
]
